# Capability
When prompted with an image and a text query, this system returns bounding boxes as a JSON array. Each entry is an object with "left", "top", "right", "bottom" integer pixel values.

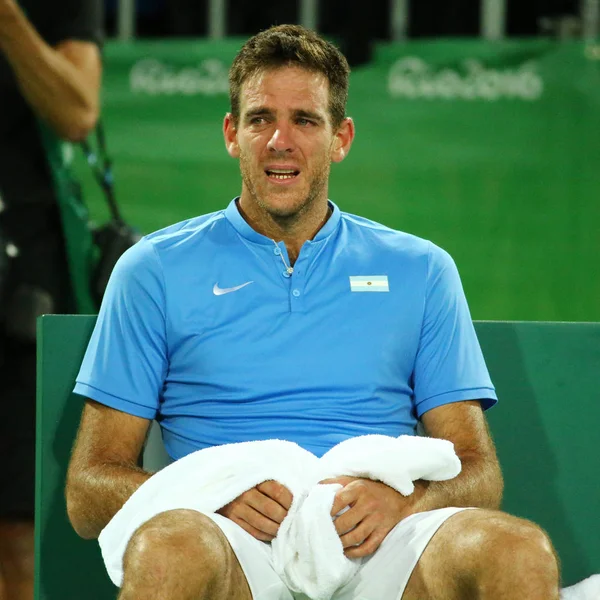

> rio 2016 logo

[
  {"left": 388, "top": 57, "right": 544, "bottom": 101},
  {"left": 129, "top": 58, "right": 229, "bottom": 96}
]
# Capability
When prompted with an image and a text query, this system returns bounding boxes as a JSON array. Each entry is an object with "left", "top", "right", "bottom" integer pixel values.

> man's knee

[
  {"left": 450, "top": 510, "right": 559, "bottom": 582},
  {"left": 405, "top": 510, "right": 560, "bottom": 600},
  {"left": 123, "top": 509, "right": 233, "bottom": 582}
]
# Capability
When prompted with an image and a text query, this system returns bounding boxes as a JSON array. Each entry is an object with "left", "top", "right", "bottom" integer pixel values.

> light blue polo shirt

[{"left": 74, "top": 199, "right": 497, "bottom": 459}]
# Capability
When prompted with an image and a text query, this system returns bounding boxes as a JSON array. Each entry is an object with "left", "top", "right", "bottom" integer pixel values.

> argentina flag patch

[{"left": 349, "top": 275, "right": 389, "bottom": 292}]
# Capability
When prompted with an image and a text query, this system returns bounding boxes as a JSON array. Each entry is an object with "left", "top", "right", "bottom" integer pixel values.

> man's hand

[
  {"left": 323, "top": 476, "right": 425, "bottom": 558},
  {"left": 217, "top": 480, "right": 293, "bottom": 542}
]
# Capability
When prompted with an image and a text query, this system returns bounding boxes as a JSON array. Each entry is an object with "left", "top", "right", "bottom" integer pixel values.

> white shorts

[{"left": 206, "top": 506, "right": 472, "bottom": 600}]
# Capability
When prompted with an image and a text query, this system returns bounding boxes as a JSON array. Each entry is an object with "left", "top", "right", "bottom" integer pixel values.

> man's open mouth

[{"left": 265, "top": 169, "right": 300, "bottom": 180}]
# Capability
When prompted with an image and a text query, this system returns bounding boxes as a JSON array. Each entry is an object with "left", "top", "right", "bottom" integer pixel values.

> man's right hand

[{"left": 217, "top": 480, "right": 293, "bottom": 542}]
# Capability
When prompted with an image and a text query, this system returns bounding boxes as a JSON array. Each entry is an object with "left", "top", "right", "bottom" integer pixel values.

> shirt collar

[{"left": 224, "top": 197, "right": 341, "bottom": 246}]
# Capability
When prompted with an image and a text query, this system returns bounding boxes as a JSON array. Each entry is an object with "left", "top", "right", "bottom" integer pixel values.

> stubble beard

[{"left": 238, "top": 149, "right": 331, "bottom": 226}]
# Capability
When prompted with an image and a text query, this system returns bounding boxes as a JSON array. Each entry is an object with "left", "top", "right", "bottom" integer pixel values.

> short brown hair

[{"left": 229, "top": 24, "right": 350, "bottom": 129}]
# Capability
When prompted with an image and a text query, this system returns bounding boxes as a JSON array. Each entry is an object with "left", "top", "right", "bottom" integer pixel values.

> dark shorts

[{"left": 0, "top": 203, "right": 72, "bottom": 520}]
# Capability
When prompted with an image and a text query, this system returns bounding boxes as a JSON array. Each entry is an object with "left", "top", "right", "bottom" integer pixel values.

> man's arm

[
  {"left": 0, "top": 0, "right": 101, "bottom": 141},
  {"left": 66, "top": 400, "right": 153, "bottom": 540},
  {"left": 328, "top": 400, "right": 503, "bottom": 557},
  {"left": 410, "top": 399, "right": 503, "bottom": 512}
]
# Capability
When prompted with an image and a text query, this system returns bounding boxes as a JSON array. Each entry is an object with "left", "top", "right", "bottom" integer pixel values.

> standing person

[
  {"left": 0, "top": 1, "right": 102, "bottom": 598},
  {"left": 66, "top": 24, "right": 559, "bottom": 600}
]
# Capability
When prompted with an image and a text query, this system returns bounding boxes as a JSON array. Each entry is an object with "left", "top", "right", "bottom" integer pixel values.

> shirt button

[
  {"left": 292, "top": 289, "right": 301, "bottom": 297},
  {"left": 283, "top": 270, "right": 291, "bottom": 278},
  {"left": 274, "top": 247, "right": 281, "bottom": 255}
]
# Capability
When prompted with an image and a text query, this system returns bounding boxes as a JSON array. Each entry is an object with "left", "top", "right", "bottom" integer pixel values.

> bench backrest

[{"left": 34, "top": 315, "right": 600, "bottom": 598}]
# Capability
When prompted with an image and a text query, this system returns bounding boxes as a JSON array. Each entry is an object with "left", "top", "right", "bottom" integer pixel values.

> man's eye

[
  {"left": 249, "top": 117, "right": 266, "bottom": 125},
  {"left": 297, "top": 118, "right": 313, "bottom": 127}
]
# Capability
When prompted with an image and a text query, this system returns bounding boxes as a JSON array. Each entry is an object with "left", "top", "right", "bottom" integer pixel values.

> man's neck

[{"left": 236, "top": 197, "right": 332, "bottom": 265}]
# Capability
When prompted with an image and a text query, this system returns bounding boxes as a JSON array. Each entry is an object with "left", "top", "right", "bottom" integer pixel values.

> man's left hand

[{"left": 321, "top": 476, "right": 424, "bottom": 558}]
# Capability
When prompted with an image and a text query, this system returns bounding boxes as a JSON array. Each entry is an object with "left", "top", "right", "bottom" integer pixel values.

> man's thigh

[
  {"left": 400, "top": 508, "right": 471, "bottom": 600},
  {"left": 403, "top": 507, "right": 524, "bottom": 600},
  {"left": 401, "top": 508, "right": 559, "bottom": 600},
  {"left": 333, "top": 507, "right": 470, "bottom": 600},
  {"left": 206, "top": 513, "right": 294, "bottom": 600}
]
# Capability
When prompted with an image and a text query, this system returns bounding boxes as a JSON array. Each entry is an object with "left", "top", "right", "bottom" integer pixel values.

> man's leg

[
  {"left": 0, "top": 334, "right": 36, "bottom": 600},
  {"left": 402, "top": 509, "right": 560, "bottom": 600},
  {"left": 0, "top": 521, "right": 35, "bottom": 600},
  {"left": 119, "top": 509, "right": 253, "bottom": 600}
]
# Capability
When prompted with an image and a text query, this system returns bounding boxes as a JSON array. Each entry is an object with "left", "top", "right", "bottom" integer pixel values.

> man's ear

[
  {"left": 331, "top": 117, "right": 355, "bottom": 163},
  {"left": 223, "top": 113, "right": 240, "bottom": 158}
]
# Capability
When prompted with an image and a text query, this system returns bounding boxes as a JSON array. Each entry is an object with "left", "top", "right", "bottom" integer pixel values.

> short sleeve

[
  {"left": 40, "top": 0, "right": 104, "bottom": 48},
  {"left": 413, "top": 244, "right": 497, "bottom": 417},
  {"left": 74, "top": 238, "right": 168, "bottom": 419}
]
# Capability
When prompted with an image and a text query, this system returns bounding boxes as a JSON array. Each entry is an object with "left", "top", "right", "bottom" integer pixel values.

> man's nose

[{"left": 267, "top": 122, "right": 294, "bottom": 153}]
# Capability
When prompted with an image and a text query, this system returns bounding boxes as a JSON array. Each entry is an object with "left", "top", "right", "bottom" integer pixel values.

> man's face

[{"left": 225, "top": 67, "right": 346, "bottom": 220}]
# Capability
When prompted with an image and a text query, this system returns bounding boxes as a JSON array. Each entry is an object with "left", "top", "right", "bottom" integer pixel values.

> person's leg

[
  {"left": 0, "top": 205, "right": 79, "bottom": 600},
  {"left": 119, "top": 509, "right": 254, "bottom": 600},
  {"left": 401, "top": 508, "right": 560, "bottom": 600},
  {"left": 0, "top": 521, "right": 34, "bottom": 600},
  {"left": 0, "top": 336, "right": 36, "bottom": 600}
]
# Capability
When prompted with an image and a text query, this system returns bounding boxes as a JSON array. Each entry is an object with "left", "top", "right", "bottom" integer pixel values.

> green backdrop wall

[{"left": 73, "top": 39, "right": 600, "bottom": 321}]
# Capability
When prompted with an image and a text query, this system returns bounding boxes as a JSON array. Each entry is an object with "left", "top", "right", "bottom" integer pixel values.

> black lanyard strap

[{"left": 80, "top": 121, "right": 123, "bottom": 225}]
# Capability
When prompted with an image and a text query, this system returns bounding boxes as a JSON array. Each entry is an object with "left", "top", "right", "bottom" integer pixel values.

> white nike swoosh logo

[{"left": 213, "top": 281, "right": 254, "bottom": 296}]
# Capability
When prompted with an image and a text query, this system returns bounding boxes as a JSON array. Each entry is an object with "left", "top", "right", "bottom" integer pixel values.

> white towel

[
  {"left": 272, "top": 482, "right": 356, "bottom": 599},
  {"left": 272, "top": 434, "right": 462, "bottom": 598},
  {"left": 99, "top": 434, "right": 460, "bottom": 598},
  {"left": 560, "top": 575, "right": 600, "bottom": 600}
]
